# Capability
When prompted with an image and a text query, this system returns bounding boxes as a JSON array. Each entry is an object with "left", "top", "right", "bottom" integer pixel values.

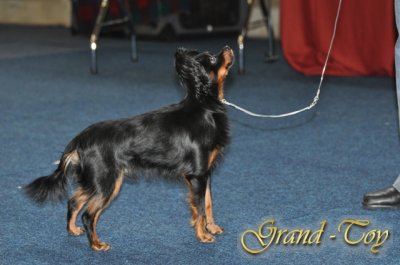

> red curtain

[{"left": 280, "top": 0, "right": 396, "bottom": 77}]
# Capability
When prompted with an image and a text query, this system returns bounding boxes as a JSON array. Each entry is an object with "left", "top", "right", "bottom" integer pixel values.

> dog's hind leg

[
  {"left": 67, "top": 188, "right": 90, "bottom": 236},
  {"left": 81, "top": 172, "right": 124, "bottom": 251}
]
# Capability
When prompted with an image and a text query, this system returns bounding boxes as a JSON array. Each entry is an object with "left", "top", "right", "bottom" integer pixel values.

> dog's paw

[
  {"left": 206, "top": 223, "right": 224, "bottom": 235},
  {"left": 91, "top": 241, "right": 112, "bottom": 252},
  {"left": 68, "top": 226, "right": 85, "bottom": 236},
  {"left": 197, "top": 232, "right": 216, "bottom": 243}
]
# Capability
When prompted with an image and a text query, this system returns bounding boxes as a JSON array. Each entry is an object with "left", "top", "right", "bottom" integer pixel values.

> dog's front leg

[
  {"left": 185, "top": 175, "right": 215, "bottom": 243},
  {"left": 204, "top": 176, "right": 224, "bottom": 235}
]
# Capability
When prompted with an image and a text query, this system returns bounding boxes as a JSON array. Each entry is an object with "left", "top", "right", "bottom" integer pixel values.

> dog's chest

[{"left": 200, "top": 111, "right": 229, "bottom": 148}]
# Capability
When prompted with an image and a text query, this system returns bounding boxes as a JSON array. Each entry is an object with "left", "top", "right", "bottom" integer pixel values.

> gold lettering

[
  {"left": 296, "top": 230, "right": 311, "bottom": 244},
  {"left": 283, "top": 230, "right": 302, "bottom": 245},
  {"left": 338, "top": 219, "right": 369, "bottom": 245},
  {"left": 241, "top": 219, "right": 276, "bottom": 254},
  {"left": 363, "top": 230, "right": 376, "bottom": 244},
  {"left": 241, "top": 219, "right": 389, "bottom": 255},
  {"left": 307, "top": 220, "right": 326, "bottom": 245},
  {"left": 275, "top": 229, "right": 288, "bottom": 245},
  {"left": 370, "top": 230, "right": 389, "bottom": 254}
]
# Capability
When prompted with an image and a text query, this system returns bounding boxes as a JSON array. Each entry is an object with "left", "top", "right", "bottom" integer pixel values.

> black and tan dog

[{"left": 25, "top": 46, "right": 234, "bottom": 251}]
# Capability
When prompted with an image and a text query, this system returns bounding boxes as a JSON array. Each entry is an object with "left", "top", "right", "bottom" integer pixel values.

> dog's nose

[
  {"left": 222, "top": 46, "right": 234, "bottom": 58},
  {"left": 223, "top": 46, "right": 232, "bottom": 51}
]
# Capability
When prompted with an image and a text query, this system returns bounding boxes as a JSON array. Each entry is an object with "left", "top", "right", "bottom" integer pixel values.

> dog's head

[{"left": 175, "top": 46, "right": 234, "bottom": 103}]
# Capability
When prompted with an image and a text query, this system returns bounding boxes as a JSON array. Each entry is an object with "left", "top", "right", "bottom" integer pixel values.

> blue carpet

[{"left": 1, "top": 26, "right": 400, "bottom": 265}]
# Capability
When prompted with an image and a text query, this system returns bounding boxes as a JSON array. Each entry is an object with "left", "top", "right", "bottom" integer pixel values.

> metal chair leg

[
  {"left": 90, "top": 0, "right": 138, "bottom": 74},
  {"left": 90, "top": 0, "right": 110, "bottom": 74},
  {"left": 90, "top": 45, "right": 98, "bottom": 74},
  {"left": 260, "top": 0, "right": 279, "bottom": 62},
  {"left": 120, "top": 0, "right": 138, "bottom": 62},
  {"left": 237, "top": 0, "right": 278, "bottom": 74},
  {"left": 237, "top": 34, "right": 245, "bottom": 75},
  {"left": 130, "top": 35, "right": 138, "bottom": 62},
  {"left": 238, "top": 0, "right": 254, "bottom": 74}
]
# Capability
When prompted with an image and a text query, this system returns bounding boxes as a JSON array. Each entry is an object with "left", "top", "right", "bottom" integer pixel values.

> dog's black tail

[
  {"left": 25, "top": 166, "right": 68, "bottom": 204},
  {"left": 25, "top": 147, "right": 79, "bottom": 203}
]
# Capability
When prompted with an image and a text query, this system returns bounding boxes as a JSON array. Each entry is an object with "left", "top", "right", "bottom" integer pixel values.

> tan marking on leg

[
  {"left": 208, "top": 148, "right": 220, "bottom": 169},
  {"left": 88, "top": 172, "right": 124, "bottom": 251},
  {"left": 205, "top": 147, "right": 223, "bottom": 234},
  {"left": 108, "top": 172, "right": 124, "bottom": 205},
  {"left": 205, "top": 178, "right": 224, "bottom": 235},
  {"left": 84, "top": 195, "right": 106, "bottom": 250},
  {"left": 184, "top": 177, "right": 198, "bottom": 226},
  {"left": 90, "top": 208, "right": 112, "bottom": 251},
  {"left": 194, "top": 215, "right": 215, "bottom": 243},
  {"left": 68, "top": 189, "right": 89, "bottom": 236},
  {"left": 184, "top": 176, "right": 215, "bottom": 242},
  {"left": 204, "top": 179, "right": 214, "bottom": 224}
]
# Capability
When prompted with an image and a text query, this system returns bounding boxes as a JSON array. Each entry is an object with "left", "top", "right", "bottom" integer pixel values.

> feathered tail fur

[
  {"left": 24, "top": 167, "right": 68, "bottom": 203},
  {"left": 25, "top": 150, "right": 79, "bottom": 203}
]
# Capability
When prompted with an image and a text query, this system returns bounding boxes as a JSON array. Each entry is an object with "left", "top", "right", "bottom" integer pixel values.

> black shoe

[{"left": 363, "top": 186, "right": 400, "bottom": 209}]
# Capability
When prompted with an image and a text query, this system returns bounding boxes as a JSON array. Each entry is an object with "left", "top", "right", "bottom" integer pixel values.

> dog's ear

[{"left": 175, "top": 48, "right": 211, "bottom": 102}]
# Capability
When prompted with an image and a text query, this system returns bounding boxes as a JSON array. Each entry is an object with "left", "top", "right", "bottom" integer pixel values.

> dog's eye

[{"left": 209, "top": 56, "right": 217, "bottom": 65}]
